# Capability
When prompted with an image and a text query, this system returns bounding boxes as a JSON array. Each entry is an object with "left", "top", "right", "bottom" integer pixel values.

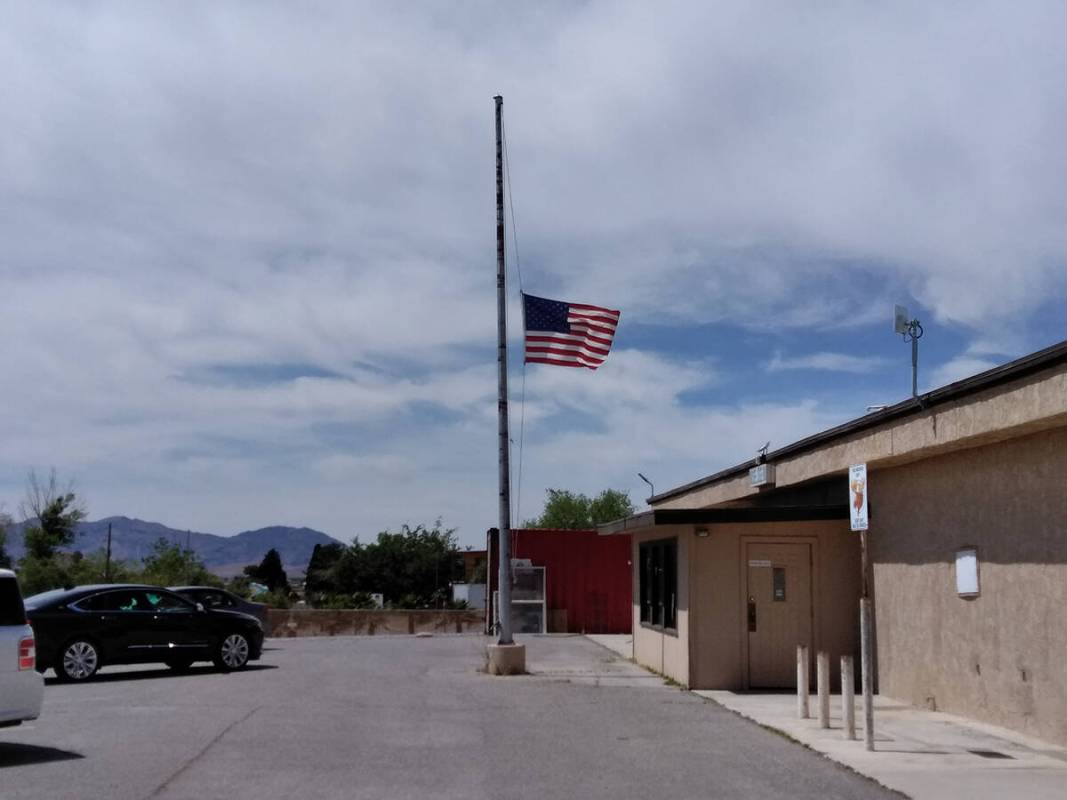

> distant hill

[{"left": 4, "top": 516, "right": 342, "bottom": 577}]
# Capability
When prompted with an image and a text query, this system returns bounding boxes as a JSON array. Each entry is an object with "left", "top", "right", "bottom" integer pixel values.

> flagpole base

[{"left": 487, "top": 643, "right": 526, "bottom": 676}]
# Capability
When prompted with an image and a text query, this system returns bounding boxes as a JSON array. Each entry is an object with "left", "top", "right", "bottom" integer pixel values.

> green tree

[
  {"left": 141, "top": 538, "right": 218, "bottom": 587},
  {"left": 304, "top": 542, "right": 345, "bottom": 596},
  {"left": 19, "top": 469, "right": 86, "bottom": 560},
  {"left": 244, "top": 548, "right": 288, "bottom": 592},
  {"left": 524, "top": 488, "right": 635, "bottom": 529},
  {"left": 589, "top": 489, "right": 636, "bottom": 525},
  {"left": 319, "top": 521, "right": 461, "bottom": 609},
  {"left": 0, "top": 511, "right": 12, "bottom": 569},
  {"left": 17, "top": 469, "right": 89, "bottom": 594},
  {"left": 67, "top": 550, "right": 139, "bottom": 585}
]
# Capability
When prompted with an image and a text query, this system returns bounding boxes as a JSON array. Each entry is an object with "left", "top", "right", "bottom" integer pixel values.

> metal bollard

[
  {"left": 817, "top": 651, "right": 831, "bottom": 729},
  {"left": 797, "top": 645, "right": 810, "bottom": 719},
  {"left": 841, "top": 654, "right": 856, "bottom": 740}
]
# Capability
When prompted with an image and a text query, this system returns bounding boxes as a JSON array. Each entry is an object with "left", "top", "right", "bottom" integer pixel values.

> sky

[{"left": 2, "top": 2, "right": 1066, "bottom": 549}]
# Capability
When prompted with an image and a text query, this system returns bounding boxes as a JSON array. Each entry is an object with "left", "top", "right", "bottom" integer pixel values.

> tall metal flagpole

[{"left": 494, "top": 95, "right": 513, "bottom": 647}]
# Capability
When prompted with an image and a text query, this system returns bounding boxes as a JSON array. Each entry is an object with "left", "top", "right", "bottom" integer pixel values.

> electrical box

[
  {"left": 955, "top": 547, "right": 980, "bottom": 598},
  {"left": 749, "top": 463, "right": 776, "bottom": 488}
]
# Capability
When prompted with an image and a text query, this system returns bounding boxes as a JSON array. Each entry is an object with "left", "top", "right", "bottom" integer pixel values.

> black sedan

[
  {"left": 170, "top": 586, "right": 269, "bottom": 625},
  {"left": 25, "top": 584, "right": 264, "bottom": 682}
]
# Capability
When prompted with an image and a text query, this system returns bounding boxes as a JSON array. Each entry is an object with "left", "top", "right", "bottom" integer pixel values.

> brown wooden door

[{"left": 746, "top": 542, "right": 813, "bottom": 689}]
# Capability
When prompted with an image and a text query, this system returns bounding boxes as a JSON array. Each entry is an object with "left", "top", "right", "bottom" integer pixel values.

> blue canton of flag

[{"left": 522, "top": 293, "right": 620, "bottom": 370}]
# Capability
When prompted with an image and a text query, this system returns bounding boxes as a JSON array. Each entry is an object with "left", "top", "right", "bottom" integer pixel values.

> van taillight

[{"left": 18, "top": 635, "right": 35, "bottom": 671}]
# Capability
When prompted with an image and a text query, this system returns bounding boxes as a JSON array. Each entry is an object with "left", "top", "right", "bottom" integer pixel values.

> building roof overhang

[{"left": 597, "top": 504, "right": 851, "bottom": 535}]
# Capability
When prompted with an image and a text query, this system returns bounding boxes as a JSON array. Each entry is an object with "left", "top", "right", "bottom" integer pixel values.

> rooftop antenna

[
  {"left": 756, "top": 441, "right": 770, "bottom": 462},
  {"left": 894, "top": 305, "right": 924, "bottom": 398},
  {"left": 637, "top": 472, "right": 654, "bottom": 500}
]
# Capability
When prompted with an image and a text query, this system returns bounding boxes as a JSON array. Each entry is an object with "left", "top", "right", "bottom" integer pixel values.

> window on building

[{"left": 639, "top": 538, "right": 677, "bottom": 632}]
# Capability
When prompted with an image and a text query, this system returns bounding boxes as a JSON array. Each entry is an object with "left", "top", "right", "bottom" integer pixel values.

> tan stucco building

[{"left": 601, "top": 339, "right": 1067, "bottom": 746}]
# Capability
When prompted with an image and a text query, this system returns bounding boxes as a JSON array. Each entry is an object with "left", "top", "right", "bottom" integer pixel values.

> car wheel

[
  {"left": 55, "top": 639, "right": 101, "bottom": 682},
  {"left": 166, "top": 658, "right": 195, "bottom": 672},
  {"left": 214, "top": 633, "right": 250, "bottom": 672}
]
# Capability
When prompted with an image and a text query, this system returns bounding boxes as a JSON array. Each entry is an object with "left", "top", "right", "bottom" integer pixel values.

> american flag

[{"left": 523, "top": 293, "right": 621, "bottom": 370}]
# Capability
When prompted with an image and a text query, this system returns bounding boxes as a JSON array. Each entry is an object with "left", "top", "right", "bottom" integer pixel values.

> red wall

[{"left": 488, "top": 528, "right": 632, "bottom": 634}]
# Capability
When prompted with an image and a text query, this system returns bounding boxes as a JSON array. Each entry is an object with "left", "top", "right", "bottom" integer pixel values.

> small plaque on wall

[{"left": 955, "top": 547, "right": 979, "bottom": 598}]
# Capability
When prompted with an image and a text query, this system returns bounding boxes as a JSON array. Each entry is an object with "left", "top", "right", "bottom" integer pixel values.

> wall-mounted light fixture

[
  {"left": 955, "top": 546, "right": 980, "bottom": 599},
  {"left": 637, "top": 472, "right": 654, "bottom": 499},
  {"left": 695, "top": 527, "right": 710, "bottom": 538}
]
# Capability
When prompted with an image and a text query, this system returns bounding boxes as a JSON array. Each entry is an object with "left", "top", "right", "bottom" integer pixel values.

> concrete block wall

[{"left": 266, "top": 608, "right": 485, "bottom": 638}]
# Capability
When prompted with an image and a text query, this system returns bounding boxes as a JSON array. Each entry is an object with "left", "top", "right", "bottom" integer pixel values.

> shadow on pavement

[
  {"left": 45, "top": 663, "right": 278, "bottom": 685},
  {"left": 0, "top": 743, "right": 84, "bottom": 768}
]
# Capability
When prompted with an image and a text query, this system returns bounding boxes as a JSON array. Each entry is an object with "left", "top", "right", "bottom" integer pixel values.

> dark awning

[{"left": 597, "top": 504, "right": 851, "bottom": 535}]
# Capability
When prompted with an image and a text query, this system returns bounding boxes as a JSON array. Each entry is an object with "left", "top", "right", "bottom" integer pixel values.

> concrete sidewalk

[
  {"left": 586, "top": 633, "right": 632, "bottom": 660},
  {"left": 696, "top": 690, "right": 1067, "bottom": 800},
  {"left": 582, "top": 635, "right": 1067, "bottom": 799}
]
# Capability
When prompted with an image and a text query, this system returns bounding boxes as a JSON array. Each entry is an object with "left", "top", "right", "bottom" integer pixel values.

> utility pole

[
  {"left": 105, "top": 522, "right": 112, "bottom": 582},
  {"left": 860, "top": 528, "right": 875, "bottom": 750},
  {"left": 486, "top": 94, "right": 524, "bottom": 675}
]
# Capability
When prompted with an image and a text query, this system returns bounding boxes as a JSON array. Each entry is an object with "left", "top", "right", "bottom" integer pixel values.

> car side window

[
  {"left": 78, "top": 590, "right": 148, "bottom": 612},
  {"left": 144, "top": 591, "right": 194, "bottom": 613},
  {"left": 199, "top": 591, "right": 235, "bottom": 609}
]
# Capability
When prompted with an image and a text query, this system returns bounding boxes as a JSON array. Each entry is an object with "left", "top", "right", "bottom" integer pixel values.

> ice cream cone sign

[
  {"left": 849, "top": 463, "right": 869, "bottom": 531},
  {"left": 851, "top": 477, "right": 865, "bottom": 513}
]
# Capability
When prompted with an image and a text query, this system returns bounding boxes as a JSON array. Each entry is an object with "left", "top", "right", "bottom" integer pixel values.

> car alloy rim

[
  {"left": 221, "top": 634, "right": 249, "bottom": 668},
  {"left": 63, "top": 641, "right": 98, "bottom": 679}
]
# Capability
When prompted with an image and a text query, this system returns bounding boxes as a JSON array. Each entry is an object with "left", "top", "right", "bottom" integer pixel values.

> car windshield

[
  {"left": 0, "top": 578, "right": 26, "bottom": 625},
  {"left": 24, "top": 588, "right": 68, "bottom": 610}
]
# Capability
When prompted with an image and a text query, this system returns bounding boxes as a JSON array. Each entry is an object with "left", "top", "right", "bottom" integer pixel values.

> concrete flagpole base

[{"left": 486, "top": 643, "right": 526, "bottom": 675}]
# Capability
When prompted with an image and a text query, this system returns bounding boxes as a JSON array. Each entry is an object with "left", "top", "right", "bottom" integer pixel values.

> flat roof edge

[{"left": 651, "top": 337, "right": 1067, "bottom": 503}]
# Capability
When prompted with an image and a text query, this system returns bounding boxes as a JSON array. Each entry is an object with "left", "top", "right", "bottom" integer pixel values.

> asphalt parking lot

[{"left": 0, "top": 636, "right": 898, "bottom": 800}]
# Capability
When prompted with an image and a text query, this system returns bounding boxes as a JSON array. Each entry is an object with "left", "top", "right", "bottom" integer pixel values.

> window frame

[{"left": 638, "top": 537, "right": 678, "bottom": 635}]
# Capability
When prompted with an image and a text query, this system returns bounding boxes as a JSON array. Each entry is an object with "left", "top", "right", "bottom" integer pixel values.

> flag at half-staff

[{"left": 522, "top": 292, "right": 620, "bottom": 370}]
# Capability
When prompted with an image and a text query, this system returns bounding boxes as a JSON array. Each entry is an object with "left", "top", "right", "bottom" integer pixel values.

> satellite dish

[{"left": 894, "top": 305, "right": 910, "bottom": 335}]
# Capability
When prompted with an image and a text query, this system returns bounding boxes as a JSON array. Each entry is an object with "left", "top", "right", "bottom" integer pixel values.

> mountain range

[{"left": 4, "top": 516, "right": 342, "bottom": 577}]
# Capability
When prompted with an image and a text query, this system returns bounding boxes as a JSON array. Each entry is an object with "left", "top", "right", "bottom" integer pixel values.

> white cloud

[
  {"left": 930, "top": 357, "right": 999, "bottom": 388},
  {"left": 1, "top": 3, "right": 1066, "bottom": 545},
  {"left": 766, "top": 352, "right": 891, "bottom": 374}
]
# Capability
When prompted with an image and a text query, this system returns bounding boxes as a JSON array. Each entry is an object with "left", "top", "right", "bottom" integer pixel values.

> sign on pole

[{"left": 849, "top": 463, "right": 868, "bottom": 532}]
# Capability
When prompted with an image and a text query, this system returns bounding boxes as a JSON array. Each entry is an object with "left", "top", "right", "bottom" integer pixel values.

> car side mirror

[{"left": 196, "top": 602, "right": 206, "bottom": 613}]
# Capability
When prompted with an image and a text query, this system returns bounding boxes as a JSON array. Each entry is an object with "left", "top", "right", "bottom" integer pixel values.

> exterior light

[{"left": 637, "top": 472, "right": 654, "bottom": 499}]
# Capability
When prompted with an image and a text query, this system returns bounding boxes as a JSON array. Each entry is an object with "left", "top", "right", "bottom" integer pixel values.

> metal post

[
  {"left": 817, "top": 651, "right": 831, "bottom": 729},
  {"left": 841, "top": 655, "right": 856, "bottom": 740},
  {"left": 494, "top": 94, "right": 513, "bottom": 646},
  {"left": 797, "top": 645, "right": 810, "bottom": 718},
  {"left": 911, "top": 333, "right": 918, "bottom": 398},
  {"left": 105, "top": 522, "right": 112, "bottom": 582},
  {"left": 860, "top": 528, "right": 875, "bottom": 750}
]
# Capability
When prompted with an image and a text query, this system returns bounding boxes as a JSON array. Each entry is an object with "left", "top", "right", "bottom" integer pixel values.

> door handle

[{"left": 747, "top": 596, "right": 757, "bottom": 632}]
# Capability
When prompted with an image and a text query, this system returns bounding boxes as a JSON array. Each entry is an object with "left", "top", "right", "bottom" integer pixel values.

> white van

[{"left": 0, "top": 569, "right": 43, "bottom": 727}]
